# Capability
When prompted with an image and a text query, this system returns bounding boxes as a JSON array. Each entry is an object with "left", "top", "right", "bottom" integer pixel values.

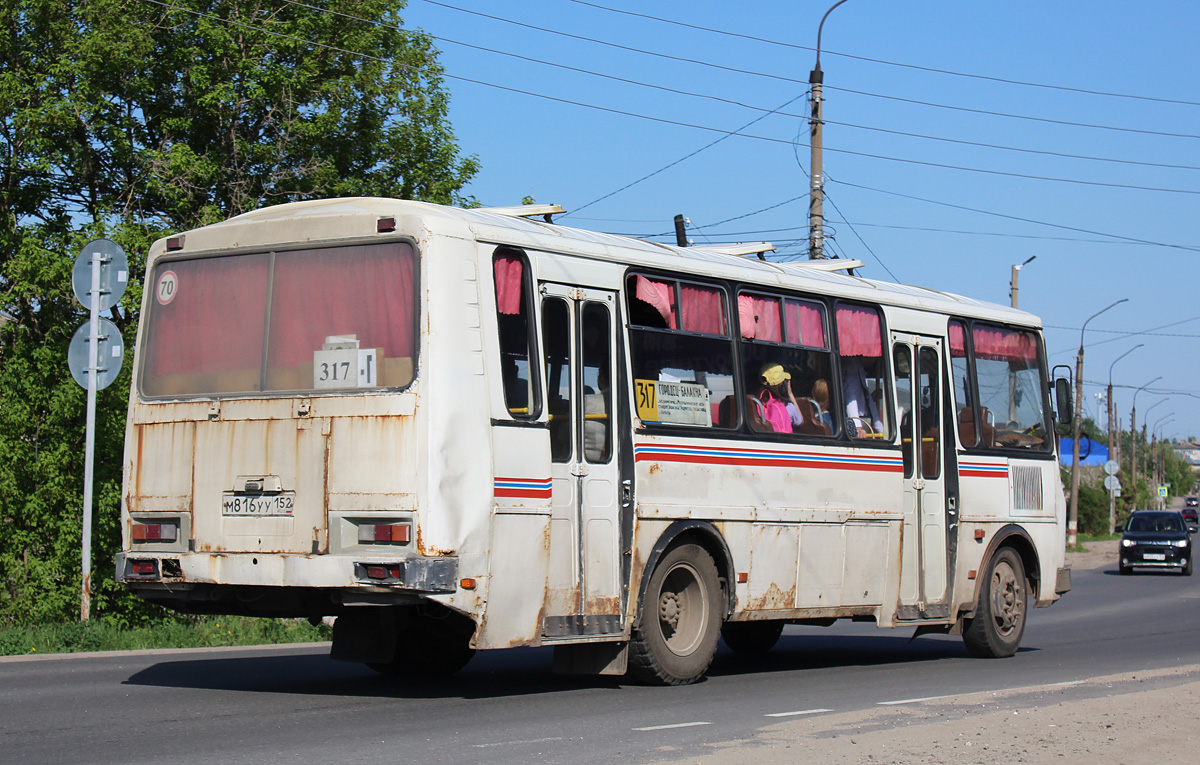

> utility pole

[
  {"left": 1130, "top": 377, "right": 1160, "bottom": 494},
  {"left": 673, "top": 214, "right": 689, "bottom": 247},
  {"left": 1106, "top": 344, "right": 1141, "bottom": 534},
  {"left": 808, "top": 0, "right": 850, "bottom": 260},
  {"left": 1010, "top": 255, "right": 1035, "bottom": 308}
]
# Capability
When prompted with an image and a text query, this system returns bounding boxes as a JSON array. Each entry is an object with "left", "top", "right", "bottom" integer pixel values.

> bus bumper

[{"left": 116, "top": 551, "right": 458, "bottom": 593}]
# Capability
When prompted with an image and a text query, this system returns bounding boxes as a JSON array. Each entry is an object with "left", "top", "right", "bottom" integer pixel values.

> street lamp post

[
  {"left": 1069, "top": 299, "right": 1127, "bottom": 548},
  {"left": 1106, "top": 344, "right": 1142, "bottom": 533},
  {"left": 808, "top": 0, "right": 851, "bottom": 260},
  {"left": 1152, "top": 414, "right": 1175, "bottom": 506},
  {"left": 1130, "top": 378, "right": 1162, "bottom": 495},
  {"left": 1010, "top": 255, "right": 1036, "bottom": 309}
]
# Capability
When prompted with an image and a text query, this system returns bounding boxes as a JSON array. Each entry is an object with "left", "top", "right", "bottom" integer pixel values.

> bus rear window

[{"left": 140, "top": 242, "right": 416, "bottom": 397}]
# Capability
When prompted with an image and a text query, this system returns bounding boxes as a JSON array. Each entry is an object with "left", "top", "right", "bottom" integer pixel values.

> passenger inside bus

[
  {"left": 842, "top": 356, "right": 885, "bottom": 437},
  {"left": 583, "top": 367, "right": 610, "bottom": 462},
  {"left": 749, "top": 364, "right": 828, "bottom": 435},
  {"left": 811, "top": 378, "right": 835, "bottom": 433}
]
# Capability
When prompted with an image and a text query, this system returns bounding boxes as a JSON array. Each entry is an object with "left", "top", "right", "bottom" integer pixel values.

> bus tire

[
  {"left": 629, "top": 543, "right": 722, "bottom": 685},
  {"left": 368, "top": 623, "right": 475, "bottom": 679},
  {"left": 962, "top": 547, "right": 1027, "bottom": 659},
  {"left": 720, "top": 621, "right": 784, "bottom": 655}
]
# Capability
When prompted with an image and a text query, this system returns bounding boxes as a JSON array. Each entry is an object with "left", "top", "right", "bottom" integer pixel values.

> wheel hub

[{"left": 659, "top": 591, "right": 680, "bottom": 629}]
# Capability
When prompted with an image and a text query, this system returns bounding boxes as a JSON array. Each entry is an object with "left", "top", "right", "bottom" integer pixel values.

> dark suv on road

[{"left": 1119, "top": 510, "right": 1193, "bottom": 575}]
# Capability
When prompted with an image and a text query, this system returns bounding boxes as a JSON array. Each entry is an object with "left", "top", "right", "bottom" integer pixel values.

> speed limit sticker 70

[{"left": 156, "top": 270, "right": 178, "bottom": 305}]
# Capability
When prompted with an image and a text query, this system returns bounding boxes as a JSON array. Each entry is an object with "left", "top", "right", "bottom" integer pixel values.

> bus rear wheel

[
  {"left": 963, "top": 547, "right": 1027, "bottom": 658},
  {"left": 721, "top": 621, "right": 784, "bottom": 654},
  {"left": 629, "top": 544, "right": 722, "bottom": 685}
]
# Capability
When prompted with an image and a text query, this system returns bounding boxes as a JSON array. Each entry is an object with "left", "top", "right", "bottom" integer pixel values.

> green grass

[
  {"left": 0, "top": 615, "right": 332, "bottom": 657},
  {"left": 1066, "top": 531, "right": 1121, "bottom": 553}
]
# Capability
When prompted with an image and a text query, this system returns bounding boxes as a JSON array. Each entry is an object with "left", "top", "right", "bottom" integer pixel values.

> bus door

[
  {"left": 892, "top": 333, "right": 953, "bottom": 620},
  {"left": 540, "top": 284, "right": 623, "bottom": 637}
]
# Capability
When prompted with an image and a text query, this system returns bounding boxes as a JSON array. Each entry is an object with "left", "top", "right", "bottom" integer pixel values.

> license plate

[
  {"left": 1144, "top": 552, "right": 1166, "bottom": 561},
  {"left": 222, "top": 492, "right": 295, "bottom": 517}
]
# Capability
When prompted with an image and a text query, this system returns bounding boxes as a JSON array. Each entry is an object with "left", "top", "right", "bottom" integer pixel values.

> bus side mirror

[{"left": 1051, "top": 365, "right": 1073, "bottom": 426}]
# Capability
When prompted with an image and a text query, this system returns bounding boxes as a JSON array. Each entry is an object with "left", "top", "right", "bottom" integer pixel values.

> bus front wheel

[
  {"left": 962, "top": 547, "right": 1027, "bottom": 658},
  {"left": 629, "top": 543, "right": 722, "bottom": 685}
]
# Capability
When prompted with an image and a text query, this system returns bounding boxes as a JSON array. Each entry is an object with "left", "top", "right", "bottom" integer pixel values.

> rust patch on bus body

[
  {"left": 586, "top": 595, "right": 621, "bottom": 614},
  {"left": 412, "top": 525, "right": 451, "bottom": 561},
  {"left": 744, "top": 582, "right": 796, "bottom": 611}
]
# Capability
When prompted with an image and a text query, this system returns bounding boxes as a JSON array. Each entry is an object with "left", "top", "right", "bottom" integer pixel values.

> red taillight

[
  {"left": 130, "top": 560, "right": 158, "bottom": 576},
  {"left": 358, "top": 523, "right": 410, "bottom": 544},
  {"left": 364, "top": 564, "right": 402, "bottom": 581},
  {"left": 132, "top": 523, "right": 177, "bottom": 542}
]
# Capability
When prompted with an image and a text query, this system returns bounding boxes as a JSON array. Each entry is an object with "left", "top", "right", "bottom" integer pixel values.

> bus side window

[
  {"left": 626, "top": 275, "right": 735, "bottom": 429},
  {"left": 836, "top": 304, "right": 890, "bottom": 440},
  {"left": 494, "top": 249, "right": 539, "bottom": 419},
  {"left": 737, "top": 292, "right": 834, "bottom": 437}
]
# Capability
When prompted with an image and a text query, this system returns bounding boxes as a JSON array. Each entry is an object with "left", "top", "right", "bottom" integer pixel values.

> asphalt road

[{"left": 3, "top": 555, "right": 1199, "bottom": 764}]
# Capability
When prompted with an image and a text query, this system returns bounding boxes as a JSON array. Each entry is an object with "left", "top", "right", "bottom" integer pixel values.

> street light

[
  {"left": 1152, "top": 414, "right": 1175, "bottom": 504},
  {"left": 1130, "top": 376, "right": 1162, "bottom": 493},
  {"left": 1010, "top": 255, "right": 1036, "bottom": 309},
  {"left": 1105, "top": 344, "right": 1142, "bottom": 533},
  {"left": 1069, "top": 298, "right": 1128, "bottom": 548},
  {"left": 808, "top": 0, "right": 851, "bottom": 260}
]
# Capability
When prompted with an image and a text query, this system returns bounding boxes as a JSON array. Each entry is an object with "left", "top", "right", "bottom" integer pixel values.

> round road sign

[
  {"left": 72, "top": 239, "right": 128, "bottom": 311},
  {"left": 68, "top": 318, "right": 125, "bottom": 390}
]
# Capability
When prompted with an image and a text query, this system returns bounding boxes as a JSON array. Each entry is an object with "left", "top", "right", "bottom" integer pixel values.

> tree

[{"left": 1, "top": 0, "right": 478, "bottom": 625}]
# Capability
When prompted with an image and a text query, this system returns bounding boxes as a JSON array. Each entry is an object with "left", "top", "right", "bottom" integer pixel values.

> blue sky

[{"left": 401, "top": 0, "right": 1200, "bottom": 443}]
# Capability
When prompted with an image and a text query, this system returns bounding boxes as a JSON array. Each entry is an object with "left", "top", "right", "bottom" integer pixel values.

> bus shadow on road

[
  {"left": 122, "top": 645, "right": 624, "bottom": 700},
  {"left": 122, "top": 627, "right": 1017, "bottom": 698},
  {"left": 708, "top": 630, "right": 987, "bottom": 679}
]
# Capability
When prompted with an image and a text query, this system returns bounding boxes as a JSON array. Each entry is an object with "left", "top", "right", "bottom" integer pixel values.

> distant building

[{"left": 1173, "top": 442, "right": 1200, "bottom": 468}]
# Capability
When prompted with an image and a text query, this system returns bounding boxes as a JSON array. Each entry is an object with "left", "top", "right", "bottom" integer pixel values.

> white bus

[{"left": 118, "top": 198, "right": 1073, "bottom": 684}]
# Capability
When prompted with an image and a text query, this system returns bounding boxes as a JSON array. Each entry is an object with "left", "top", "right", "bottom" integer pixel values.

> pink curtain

[
  {"left": 635, "top": 275, "right": 676, "bottom": 329},
  {"left": 948, "top": 321, "right": 967, "bottom": 358},
  {"left": 737, "top": 294, "right": 780, "bottom": 341},
  {"left": 836, "top": 305, "right": 882, "bottom": 357},
  {"left": 785, "top": 300, "right": 826, "bottom": 348},
  {"left": 147, "top": 253, "right": 271, "bottom": 377},
  {"left": 493, "top": 253, "right": 524, "bottom": 316},
  {"left": 973, "top": 325, "right": 1037, "bottom": 362},
  {"left": 268, "top": 244, "right": 415, "bottom": 367},
  {"left": 681, "top": 284, "right": 726, "bottom": 334}
]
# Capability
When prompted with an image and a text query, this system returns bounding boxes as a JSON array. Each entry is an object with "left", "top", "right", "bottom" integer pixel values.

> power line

[
  {"left": 833, "top": 179, "right": 1200, "bottom": 254},
  {"left": 272, "top": 2, "right": 1200, "bottom": 202},
  {"left": 297, "top": 1, "right": 1200, "bottom": 178},
  {"left": 565, "top": 0, "right": 1200, "bottom": 109},
  {"left": 144, "top": 0, "right": 1200, "bottom": 267},
  {"left": 830, "top": 85, "right": 1200, "bottom": 142},
  {"left": 826, "top": 119, "right": 1200, "bottom": 173},
  {"left": 568, "top": 92, "right": 808, "bottom": 215},
  {"left": 416, "top": 1, "right": 1200, "bottom": 143}
]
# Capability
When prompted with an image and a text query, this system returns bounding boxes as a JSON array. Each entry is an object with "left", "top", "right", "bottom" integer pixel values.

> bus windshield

[{"left": 140, "top": 241, "right": 416, "bottom": 397}]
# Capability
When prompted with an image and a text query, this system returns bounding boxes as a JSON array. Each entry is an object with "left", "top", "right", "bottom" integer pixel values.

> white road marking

[
  {"left": 634, "top": 721, "right": 712, "bottom": 731},
  {"left": 879, "top": 694, "right": 957, "bottom": 705},
  {"left": 764, "top": 708, "right": 834, "bottom": 718},
  {"left": 473, "top": 737, "right": 564, "bottom": 749},
  {"left": 880, "top": 680, "right": 1088, "bottom": 706}
]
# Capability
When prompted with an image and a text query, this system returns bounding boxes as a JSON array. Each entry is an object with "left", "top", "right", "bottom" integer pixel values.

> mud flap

[
  {"left": 553, "top": 641, "right": 628, "bottom": 676},
  {"left": 330, "top": 609, "right": 399, "bottom": 664}
]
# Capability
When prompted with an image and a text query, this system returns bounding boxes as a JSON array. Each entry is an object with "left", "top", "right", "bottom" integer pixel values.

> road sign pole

[
  {"left": 70, "top": 238, "right": 127, "bottom": 622},
  {"left": 80, "top": 252, "right": 102, "bottom": 622}
]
